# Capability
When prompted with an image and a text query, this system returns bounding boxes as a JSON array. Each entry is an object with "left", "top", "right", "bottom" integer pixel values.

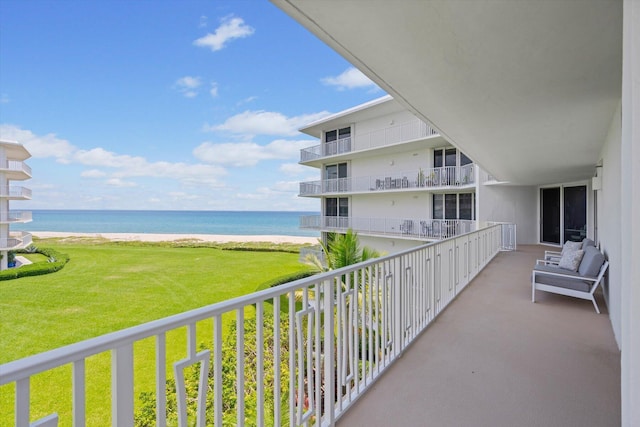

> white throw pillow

[
  {"left": 558, "top": 248, "right": 584, "bottom": 271},
  {"left": 561, "top": 240, "right": 582, "bottom": 255}
]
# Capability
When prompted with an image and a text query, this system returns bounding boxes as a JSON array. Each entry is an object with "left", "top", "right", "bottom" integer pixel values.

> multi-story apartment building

[
  {"left": 298, "top": 95, "right": 527, "bottom": 255},
  {"left": 0, "top": 139, "right": 32, "bottom": 270},
  {"left": 298, "top": 96, "right": 480, "bottom": 254}
]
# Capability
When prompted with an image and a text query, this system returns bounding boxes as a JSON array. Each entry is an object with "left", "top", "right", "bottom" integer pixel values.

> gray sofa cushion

[
  {"left": 578, "top": 246, "right": 605, "bottom": 277},
  {"left": 582, "top": 238, "right": 595, "bottom": 249},
  {"left": 534, "top": 264, "right": 584, "bottom": 278},
  {"left": 535, "top": 274, "right": 592, "bottom": 292}
]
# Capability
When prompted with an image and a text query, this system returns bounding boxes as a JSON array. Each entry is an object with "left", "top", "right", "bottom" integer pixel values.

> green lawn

[{"left": 0, "top": 238, "right": 312, "bottom": 425}]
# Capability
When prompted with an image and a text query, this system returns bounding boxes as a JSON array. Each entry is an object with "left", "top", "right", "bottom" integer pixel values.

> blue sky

[{"left": 0, "top": 0, "right": 383, "bottom": 211}]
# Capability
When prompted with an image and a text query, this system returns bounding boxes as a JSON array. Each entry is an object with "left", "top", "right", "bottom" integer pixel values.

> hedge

[{"left": 0, "top": 247, "right": 70, "bottom": 281}]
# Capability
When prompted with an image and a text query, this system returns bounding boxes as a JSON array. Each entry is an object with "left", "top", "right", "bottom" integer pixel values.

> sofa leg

[{"left": 591, "top": 296, "right": 600, "bottom": 314}]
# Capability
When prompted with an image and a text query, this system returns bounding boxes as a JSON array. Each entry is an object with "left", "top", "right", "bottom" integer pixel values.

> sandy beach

[{"left": 31, "top": 231, "right": 318, "bottom": 245}]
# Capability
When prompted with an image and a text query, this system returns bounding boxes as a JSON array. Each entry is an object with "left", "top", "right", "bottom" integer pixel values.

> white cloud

[
  {"left": 1, "top": 125, "right": 228, "bottom": 188},
  {"left": 193, "top": 139, "right": 312, "bottom": 167},
  {"left": 81, "top": 169, "right": 107, "bottom": 178},
  {"left": 321, "top": 67, "right": 379, "bottom": 91},
  {"left": 205, "top": 110, "right": 331, "bottom": 137},
  {"left": 0, "top": 124, "right": 76, "bottom": 160},
  {"left": 209, "top": 82, "right": 219, "bottom": 97},
  {"left": 193, "top": 16, "right": 254, "bottom": 52},
  {"left": 279, "top": 163, "right": 307, "bottom": 175},
  {"left": 0, "top": 94, "right": 9, "bottom": 104},
  {"left": 237, "top": 96, "right": 257, "bottom": 106},
  {"left": 106, "top": 178, "right": 137, "bottom": 187},
  {"left": 199, "top": 15, "right": 208, "bottom": 28},
  {"left": 174, "top": 76, "right": 202, "bottom": 98}
]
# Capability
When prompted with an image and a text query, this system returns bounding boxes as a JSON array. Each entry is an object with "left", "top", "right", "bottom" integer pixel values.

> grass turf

[{"left": 0, "top": 238, "right": 313, "bottom": 425}]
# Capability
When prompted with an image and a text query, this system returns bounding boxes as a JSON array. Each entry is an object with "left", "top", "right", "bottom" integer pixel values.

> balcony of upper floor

[
  {"left": 299, "top": 118, "right": 442, "bottom": 167},
  {"left": 299, "top": 164, "right": 475, "bottom": 197},
  {"left": 0, "top": 231, "right": 32, "bottom": 251},
  {"left": 300, "top": 214, "right": 475, "bottom": 241},
  {"left": 0, "top": 160, "right": 32, "bottom": 180},
  {"left": 0, "top": 186, "right": 32, "bottom": 200},
  {"left": 0, "top": 210, "right": 33, "bottom": 224}
]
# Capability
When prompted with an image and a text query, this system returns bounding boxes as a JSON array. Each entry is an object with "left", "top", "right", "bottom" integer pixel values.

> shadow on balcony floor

[{"left": 337, "top": 245, "right": 620, "bottom": 427}]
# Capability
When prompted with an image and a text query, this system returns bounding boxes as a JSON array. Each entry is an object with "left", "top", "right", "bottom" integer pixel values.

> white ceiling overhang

[{"left": 273, "top": 0, "right": 622, "bottom": 185}]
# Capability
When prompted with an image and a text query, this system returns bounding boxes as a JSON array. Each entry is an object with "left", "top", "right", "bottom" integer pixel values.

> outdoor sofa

[{"left": 532, "top": 241, "right": 608, "bottom": 313}]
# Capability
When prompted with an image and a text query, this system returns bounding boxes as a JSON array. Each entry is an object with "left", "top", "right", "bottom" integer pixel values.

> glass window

[
  {"left": 459, "top": 193, "right": 474, "bottom": 220},
  {"left": 338, "top": 127, "right": 351, "bottom": 139},
  {"left": 434, "top": 150, "right": 443, "bottom": 168},
  {"left": 460, "top": 152, "right": 472, "bottom": 166},
  {"left": 338, "top": 163, "right": 348, "bottom": 178},
  {"left": 445, "top": 194, "right": 458, "bottom": 219},
  {"left": 325, "top": 165, "right": 337, "bottom": 180},
  {"left": 325, "top": 130, "right": 337, "bottom": 143},
  {"left": 433, "top": 194, "right": 443, "bottom": 219},
  {"left": 325, "top": 198, "right": 337, "bottom": 217},
  {"left": 338, "top": 198, "right": 349, "bottom": 217},
  {"left": 445, "top": 149, "right": 457, "bottom": 167}
]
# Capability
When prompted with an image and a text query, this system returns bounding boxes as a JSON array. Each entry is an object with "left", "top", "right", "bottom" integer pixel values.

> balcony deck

[{"left": 337, "top": 245, "right": 620, "bottom": 427}]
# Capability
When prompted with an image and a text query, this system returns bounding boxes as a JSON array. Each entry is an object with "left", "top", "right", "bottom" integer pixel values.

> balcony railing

[
  {"left": 0, "top": 160, "right": 32, "bottom": 176},
  {"left": 0, "top": 186, "right": 32, "bottom": 199},
  {"left": 0, "top": 210, "right": 32, "bottom": 223},
  {"left": 299, "top": 164, "right": 475, "bottom": 196},
  {"left": 0, "top": 225, "right": 503, "bottom": 427},
  {"left": 300, "top": 215, "right": 476, "bottom": 240},
  {"left": 0, "top": 232, "right": 32, "bottom": 250},
  {"left": 300, "top": 119, "right": 439, "bottom": 162}
]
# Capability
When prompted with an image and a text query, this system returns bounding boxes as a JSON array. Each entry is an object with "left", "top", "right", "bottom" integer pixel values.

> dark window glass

[
  {"left": 445, "top": 149, "right": 457, "bottom": 167},
  {"left": 459, "top": 193, "right": 473, "bottom": 219},
  {"left": 460, "top": 152, "right": 472, "bottom": 166},
  {"left": 445, "top": 194, "right": 458, "bottom": 219},
  {"left": 338, "top": 163, "right": 348, "bottom": 178},
  {"left": 325, "top": 130, "right": 337, "bottom": 143},
  {"left": 338, "top": 198, "right": 349, "bottom": 217},
  {"left": 541, "top": 187, "right": 561, "bottom": 244},
  {"left": 325, "top": 165, "right": 337, "bottom": 180},
  {"left": 326, "top": 198, "right": 337, "bottom": 217},
  {"left": 434, "top": 150, "right": 443, "bottom": 168},
  {"left": 338, "top": 127, "right": 351, "bottom": 139},
  {"left": 433, "top": 194, "right": 443, "bottom": 219},
  {"left": 563, "top": 186, "right": 587, "bottom": 243}
]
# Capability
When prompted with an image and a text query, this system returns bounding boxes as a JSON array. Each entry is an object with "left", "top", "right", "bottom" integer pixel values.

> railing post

[
  {"left": 323, "top": 278, "right": 335, "bottom": 426},
  {"left": 112, "top": 344, "right": 134, "bottom": 427},
  {"left": 394, "top": 257, "right": 403, "bottom": 356}
]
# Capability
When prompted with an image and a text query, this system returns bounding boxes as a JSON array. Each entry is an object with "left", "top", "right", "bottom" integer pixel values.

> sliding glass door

[{"left": 540, "top": 185, "right": 587, "bottom": 245}]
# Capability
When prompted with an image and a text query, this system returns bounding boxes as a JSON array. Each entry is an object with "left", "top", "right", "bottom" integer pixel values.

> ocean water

[{"left": 12, "top": 210, "right": 320, "bottom": 237}]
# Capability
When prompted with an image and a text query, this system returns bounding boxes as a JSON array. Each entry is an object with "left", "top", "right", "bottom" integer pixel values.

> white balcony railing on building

[
  {"left": 300, "top": 215, "right": 476, "bottom": 240},
  {"left": 0, "top": 186, "right": 32, "bottom": 199},
  {"left": 300, "top": 119, "right": 439, "bottom": 162},
  {"left": 0, "top": 160, "right": 32, "bottom": 176},
  {"left": 487, "top": 222, "right": 517, "bottom": 251},
  {"left": 0, "top": 225, "right": 503, "bottom": 427},
  {"left": 0, "top": 232, "right": 32, "bottom": 250},
  {"left": 299, "top": 164, "right": 475, "bottom": 196},
  {"left": 0, "top": 210, "right": 32, "bottom": 223}
]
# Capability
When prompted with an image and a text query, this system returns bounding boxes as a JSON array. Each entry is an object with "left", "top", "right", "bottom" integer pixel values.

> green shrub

[
  {"left": 134, "top": 314, "right": 291, "bottom": 427},
  {"left": 0, "top": 247, "right": 70, "bottom": 281},
  {"left": 258, "top": 270, "right": 317, "bottom": 290}
]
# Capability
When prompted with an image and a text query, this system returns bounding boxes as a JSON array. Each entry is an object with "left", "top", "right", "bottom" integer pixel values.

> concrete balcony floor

[{"left": 338, "top": 245, "right": 620, "bottom": 427}]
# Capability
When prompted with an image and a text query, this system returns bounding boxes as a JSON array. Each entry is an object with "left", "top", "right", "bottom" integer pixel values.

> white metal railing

[
  {"left": 0, "top": 232, "right": 32, "bottom": 250},
  {"left": 300, "top": 119, "right": 439, "bottom": 162},
  {"left": 300, "top": 215, "right": 476, "bottom": 240},
  {"left": 299, "top": 165, "right": 476, "bottom": 196},
  {"left": 1, "top": 160, "right": 32, "bottom": 176},
  {"left": 0, "top": 210, "right": 32, "bottom": 223},
  {"left": 486, "top": 222, "right": 517, "bottom": 251},
  {"left": 0, "top": 186, "right": 32, "bottom": 199},
  {"left": 0, "top": 225, "right": 503, "bottom": 427}
]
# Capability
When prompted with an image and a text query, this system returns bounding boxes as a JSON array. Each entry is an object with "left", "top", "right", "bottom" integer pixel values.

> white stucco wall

[
  {"left": 350, "top": 192, "right": 431, "bottom": 221},
  {"left": 597, "top": 102, "right": 622, "bottom": 348},
  {"left": 476, "top": 180, "right": 537, "bottom": 245},
  {"left": 359, "top": 235, "right": 424, "bottom": 255}
]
